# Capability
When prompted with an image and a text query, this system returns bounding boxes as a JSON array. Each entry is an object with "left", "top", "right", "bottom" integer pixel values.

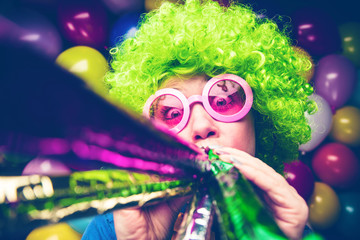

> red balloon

[
  {"left": 284, "top": 160, "right": 315, "bottom": 201},
  {"left": 57, "top": 0, "right": 108, "bottom": 48},
  {"left": 312, "top": 143, "right": 360, "bottom": 188}
]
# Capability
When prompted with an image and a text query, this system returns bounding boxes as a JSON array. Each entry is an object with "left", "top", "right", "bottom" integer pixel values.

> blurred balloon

[
  {"left": 293, "top": 46, "right": 315, "bottom": 82},
  {"left": 22, "top": 157, "right": 71, "bottom": 176},
  {"left": 292, "top": 8, "right": 341, "bottom": 57},
  {"left": 67, "top": 216, "right": 94, "bottom": 234},
  {"left": 339, "top": 22, "right": 360, "bottom": 67},
  {"left": 17, "top": 0, "right": 57, "bottom": 10},
  {"left": 0, "top": 10, "right": 62, "bottom": 59},
  {"left": 57, "top": 0, "right": 108, "bottom": 48},
  {"left": 102, "top": 0, "right": 144, "bottom": 13},
  {"left": 56, "top": 46, "right": 109, "bottom": 93},
  {"left": 238, "top": 0, "right": 285, "bottom": 23},
  {"left": 336, "top": 192, "right": 360, "bottom": 239},
  {"left": 19, "top": 0, "right": 56, "bottom": 5},
  {"left": 109, "top": 12, "right": 142, "bottom": 47},
  {"left": 145, "top": 0, "right": 182, "bottom": 12},
  {"left": 308, "top": 182, "right": 340, "bottom": 230},
  {"left": 284, "top": 160, "right": 315, "bottom": 201},
  {"left": 349, "top": 69, "right": 360, "bottom": 107},
  {"left": 330, "top": 106, "right": 360, "bottom": 145},
  {"left": 299, "top": 94, "right": 332, "bottom": 152},
  {"left": 314, "top": 54, "right": 356, "bottom": 109},
  {"left": 2, "top": 152, "right": 33, "bottom": 169},
  {"left": 26, "top": 223, "right": 81, "bottom": 240},
  {"left": 312, "top": 142, "right": 360, "bottom": 188}
]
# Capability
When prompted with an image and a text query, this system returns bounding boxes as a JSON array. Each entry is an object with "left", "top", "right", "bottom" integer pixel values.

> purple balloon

[
  {"left": 22, "top": 157, "right": 71, "bottom": 176},
  {"left": 284, "top": 160, "right": 315, "bottom": 201},
  {"left": 0, "top": 10, "right": 62, "bottom": 59},
  {"left": 0, "top": 15, "right": 20, "bottom": 42},
  {"left": 58, "top": 0, "right": 108, "bottom": 48},
  {"left": 292, "top": 8, "right": 341, "bottom": 57},
  {"left": 314, "top": 54, "right": 357, "bottom": 109},
  {"left": 102, "top": 0, "right": 144, "bottom": 13}
]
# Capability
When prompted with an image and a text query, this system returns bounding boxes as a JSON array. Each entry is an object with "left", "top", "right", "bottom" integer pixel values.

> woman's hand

[
  {"left": 113, "top": 197, "right": 188, "bottom": 240},
  {"left": 213, "top": 147, "right": 309, "bottom": 240},
  {"left": 113, "top": 146, "right": 308, "bottom": 240}
]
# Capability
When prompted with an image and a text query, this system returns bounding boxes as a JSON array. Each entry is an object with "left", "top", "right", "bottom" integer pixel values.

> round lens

[
  {"left": 149, "top": 94, "right": 184, "bottom": 128},
  {"left": 208, "top": 80, "right": 246, "bottom": 116}
]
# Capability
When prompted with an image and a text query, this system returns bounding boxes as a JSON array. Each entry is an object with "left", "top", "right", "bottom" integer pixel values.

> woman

[{"left": 83, "top": 0, "right": 315, "bottom": 239}]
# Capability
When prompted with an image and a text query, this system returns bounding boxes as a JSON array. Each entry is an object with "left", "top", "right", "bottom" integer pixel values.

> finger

[
  {"left": 211, "top": 147, "right": 308, "bottom": 239},
  {"left": 215, "top": 150, "right": 297, "bottom": 207},
  {"left": 214, "top": 147, "right": 277, "bottom": 174},
  {"left": 166, "top": 195, "right": 192, "bottom": 216},
  {"left": 216, "top": 150, "right": 279, "bottom": 188}
]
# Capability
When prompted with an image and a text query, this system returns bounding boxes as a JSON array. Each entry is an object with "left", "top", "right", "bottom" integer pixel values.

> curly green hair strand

[{"left": 105, "top": 0, "right": 315, "bottom": 173}]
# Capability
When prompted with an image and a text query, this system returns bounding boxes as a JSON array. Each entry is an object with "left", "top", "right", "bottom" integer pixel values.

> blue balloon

[
  {"left": 336, "top": 192, "right": 360, "bottom": 238},
  {"left": 67, "top": 216, "right": 94, "bottom": 234},
  {"left": 109, "top": 12, "right": 142, "bottom": 47}
]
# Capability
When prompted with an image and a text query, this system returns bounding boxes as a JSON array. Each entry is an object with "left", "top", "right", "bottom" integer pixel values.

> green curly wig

[{"left": 105, "top": 0, "right": 316, "bottom": 173}]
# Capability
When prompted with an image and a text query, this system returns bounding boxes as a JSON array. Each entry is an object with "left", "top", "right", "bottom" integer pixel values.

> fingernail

[
  {"left": 208, "top": 145, "right": 223, "bottom": 149},
  {"left": 230, "top": 156, "right": 242, "bottom": 165},
  {"left": 214, "top": 150, "right": 230, "bottom": 155}
]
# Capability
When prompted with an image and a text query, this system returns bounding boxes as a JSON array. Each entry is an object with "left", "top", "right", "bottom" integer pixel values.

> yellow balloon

[
  {"left": 26, "top": 223, "right": 82, "bottom": 240},
  {"left": 330, "top": 106, "right": 360, "bottom": 146},
  {"left": 293, "top": 46, "right": 315, "bottom": 82},
  {"left": 56, "top": 46, "right": 109, "bottom": 94},
  {"left": 145, "top": 0, "right": 183, "bottom": 12},
  {"left": 308, "top": 182, "right": 340, "bottom": 230},
  {"left": 339, "top": 22, "right": 360, "bottom": 67}
]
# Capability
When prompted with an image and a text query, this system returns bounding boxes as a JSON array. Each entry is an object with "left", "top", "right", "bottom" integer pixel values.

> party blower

[{"left": 0, "top": 43, "right": 285, "bottom": 240}]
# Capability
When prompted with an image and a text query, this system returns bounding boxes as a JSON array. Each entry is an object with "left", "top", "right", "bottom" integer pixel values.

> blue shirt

[
  {"left": 82, "top": 213, "right": 116, "bottom": 240},
  {"left": 82, "top": 212, "right": 314, "bottom": 239}
]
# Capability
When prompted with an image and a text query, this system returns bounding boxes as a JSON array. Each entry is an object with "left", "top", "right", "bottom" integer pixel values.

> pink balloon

[
  {"left": 22, "top": 157, "right": 71, "bottom": 176},
  {"left": 314, "top": 54, "right": 357, "bottom": 109}
]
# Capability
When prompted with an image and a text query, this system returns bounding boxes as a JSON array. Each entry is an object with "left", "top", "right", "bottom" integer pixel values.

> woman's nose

[{"left": 187, "top": 104, "right": 219, "bottom": 142}]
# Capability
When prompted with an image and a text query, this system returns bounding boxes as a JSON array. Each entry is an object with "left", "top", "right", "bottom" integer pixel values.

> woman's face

[{"left": 160, "top": 75, "right": 256, "bottom": 155}]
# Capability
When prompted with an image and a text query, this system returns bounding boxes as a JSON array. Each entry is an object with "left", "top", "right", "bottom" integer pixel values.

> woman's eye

[
  {"left": 166, "top": 108, "right": 182, "bottom": 119},
  {"left": 212, "top": 96, "right": 232, "bottom": 110},
  {"left": 216, "top": 97, "right": 229, "bottom": 107}
]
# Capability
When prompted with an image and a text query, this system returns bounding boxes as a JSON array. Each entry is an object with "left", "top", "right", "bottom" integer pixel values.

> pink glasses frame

[{"left": 143, "top": 74, "right": 253, "bottom": 133}]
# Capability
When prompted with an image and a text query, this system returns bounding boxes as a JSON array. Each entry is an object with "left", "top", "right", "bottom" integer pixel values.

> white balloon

[{"left": 299, "top": 94, "right": 333, "bottom": 152}]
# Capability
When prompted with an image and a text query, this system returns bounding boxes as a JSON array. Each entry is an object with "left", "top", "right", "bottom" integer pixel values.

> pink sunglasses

[{"left": 143, "top": 74, "right": 253, "bottom": 133}]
